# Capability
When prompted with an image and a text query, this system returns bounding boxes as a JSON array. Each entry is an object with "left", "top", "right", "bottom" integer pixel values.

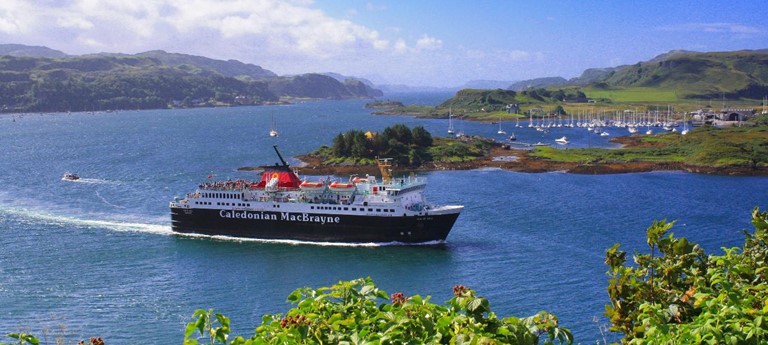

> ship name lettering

[
  {"left": 281, "top": 212, "right": 340, "bottom": 224},
  {"left": 219, "top": 210, "right": 276, "bottom": 220}
]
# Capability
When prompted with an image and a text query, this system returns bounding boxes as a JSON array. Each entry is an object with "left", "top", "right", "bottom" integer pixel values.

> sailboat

[
  {"left": 680, "top": 113, "right": 689, "bottom": 135},
  {"left": 497, "top": 117, "right": 506, "bottom": 134},
  {"left": 269, "top": 114, "right": 279, "bottom": 137}
]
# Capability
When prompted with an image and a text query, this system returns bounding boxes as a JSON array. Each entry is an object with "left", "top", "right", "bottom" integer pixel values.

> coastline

[{"left": 288, "top": 138, "right": 768, "bottom": 177}]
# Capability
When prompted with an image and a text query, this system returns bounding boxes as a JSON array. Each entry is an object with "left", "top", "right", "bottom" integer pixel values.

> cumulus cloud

[
  {"left": 0, "top": 0, "right": 396, "bottom": 57},
  {"left": 0, "top": 0, "right": 551, "bottom": 86}
]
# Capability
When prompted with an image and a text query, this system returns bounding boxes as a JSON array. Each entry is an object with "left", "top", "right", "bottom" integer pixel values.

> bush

[
  {"left": 184, "top": 278, "right": 573, "bottom": 345},
  {"left": 605, "top": 207, "right": 768, "bottom": 344}
]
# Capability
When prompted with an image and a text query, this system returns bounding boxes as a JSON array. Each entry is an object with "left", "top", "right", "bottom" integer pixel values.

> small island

[{"left": 264, "top": 121, "right": 768, "bottom": 177}]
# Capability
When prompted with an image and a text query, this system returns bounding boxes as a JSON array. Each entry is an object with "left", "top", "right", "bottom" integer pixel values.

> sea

[{"left": 1, "top": 92, "right": 766, "bottom": 344}]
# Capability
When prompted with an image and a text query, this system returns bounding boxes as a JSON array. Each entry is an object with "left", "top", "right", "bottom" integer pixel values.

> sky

[{"left": 0, "top": 0, "right": 766, "bottom": 87}]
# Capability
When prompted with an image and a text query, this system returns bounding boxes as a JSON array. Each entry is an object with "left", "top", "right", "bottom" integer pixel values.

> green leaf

[
  {"left": 287, "top": 290, "right": 302, "bottom": 303},
  {"left": 360, "top": 284, "right": 375, "bottom": 296},
  {"left": 410, "top": 295, "right": 423, "bottom": 304},
  {"left": 184, "top": 322, "right": 199, "bottom": 339},
  {"left": 467, "top": 298, "right": 483, "bottom": 312}
]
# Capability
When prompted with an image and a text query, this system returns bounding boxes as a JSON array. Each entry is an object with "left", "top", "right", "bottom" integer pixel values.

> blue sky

[{"left": 0, "top": 0, "right": 765, "bottom": 87}]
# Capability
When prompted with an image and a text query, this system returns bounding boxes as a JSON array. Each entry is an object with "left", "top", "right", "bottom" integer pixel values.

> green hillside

[
  {"left": 0, "top": 45, "right": 382, "bottom": 113},
  {"left": 0, "top": 54, "right": 278, "bottom": 112},
  {"left": 597, "top": 50, "right": 768, "bottom": 99},
  {"left": 437, "top": 88, "right": 585, "bottom": 116},
  {"left": 429, "top": 50, "right": 768, "bottom": 118}
]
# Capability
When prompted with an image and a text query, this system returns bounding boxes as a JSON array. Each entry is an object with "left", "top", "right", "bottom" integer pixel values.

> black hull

[{"left": 170, "top": 207, "right": 460, "bottom": 243}]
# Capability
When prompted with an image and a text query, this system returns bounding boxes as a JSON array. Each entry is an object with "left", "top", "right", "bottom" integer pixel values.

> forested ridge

[{"left": 0, "top": 48, "right": 382, "bottom": 113}]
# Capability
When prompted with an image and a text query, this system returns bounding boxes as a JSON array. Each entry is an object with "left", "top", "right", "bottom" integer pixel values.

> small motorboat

[
  {"left": 555, "top": 136, "right": 569, "bottom": 144},
  {"left": 62, "top": 172, "right": 80, "bottom": 181}
]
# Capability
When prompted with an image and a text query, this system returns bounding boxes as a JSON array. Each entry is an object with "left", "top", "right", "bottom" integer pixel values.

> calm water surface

[{"left": 1, "top": 95, "right": 766, "bottom": 344}]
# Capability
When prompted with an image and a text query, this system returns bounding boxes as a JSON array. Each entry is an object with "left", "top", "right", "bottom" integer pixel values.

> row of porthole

[
  {"left": 194, "top": 201, "right": 252, "bottom": 207},
  {"left": 310, "top": 205, "right": 396, "bottom": 213},
  {"left": 202, "top": 192, "right": 240, "bottom": 199}
]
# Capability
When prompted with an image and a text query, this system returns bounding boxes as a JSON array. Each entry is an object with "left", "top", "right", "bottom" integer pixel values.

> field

[{"left": 583, "top": 87, "right": 680, "bottom": 103}]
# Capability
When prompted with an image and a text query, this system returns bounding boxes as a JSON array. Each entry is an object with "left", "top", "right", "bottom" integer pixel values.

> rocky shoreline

[{"left": 289, "top": 138, "right": 768, "bottom": 177}]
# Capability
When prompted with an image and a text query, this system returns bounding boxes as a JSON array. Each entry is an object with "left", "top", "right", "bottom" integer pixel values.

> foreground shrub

[
  {"left": 605, "top": 207, "right": 768, "bottom": 344},
  {"left": 184, "top": 278, "right": 572, "bottom": 345}
]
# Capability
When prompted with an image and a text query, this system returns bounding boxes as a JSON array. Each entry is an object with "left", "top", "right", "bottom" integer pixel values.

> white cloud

[
  {"left": 56, "top": 15, "right": 94, "bottom": 30},
  {"left": 0, "top": 0, "right": 38, "bottom": 34},
  {"left": 393, "top": 39, "right": 408, "bottom": 54},
  {"left": 416, "top": 34, "right": 442, "bottom": 50},
  {"left": 0, "top": 0, "right": 555, "bottom": 86},
  {"left": 0, "top": 0, "right": 397, "bottom": 57},
  {"left": 658, "top": 22, "right": 764, "bottom": 35}
]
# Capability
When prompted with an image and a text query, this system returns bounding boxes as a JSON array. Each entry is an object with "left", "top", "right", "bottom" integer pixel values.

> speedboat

[
  {"left": 62, "top": 172, "right": 80, "bottom": 181},
  {"left": 555, "top": 136, "right": 569, "bottom": 144}
]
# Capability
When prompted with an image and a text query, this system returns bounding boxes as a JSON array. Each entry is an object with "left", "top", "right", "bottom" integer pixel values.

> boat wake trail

[
  {"left": 95, "top": 190, "right": 125, "bottom": 209},
  {"left": 65, "top": 177, "right": 116, "bottom": 184},
  {"left": 1, "top": 206, "right": 172, "bottom": 236}
]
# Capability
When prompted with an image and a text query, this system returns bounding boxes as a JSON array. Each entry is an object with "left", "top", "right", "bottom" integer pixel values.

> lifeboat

[
  {"left": 328, "top": 181, "right": 356, "bottom": 192},
  {"left": 299, "top": 180, "right": 326, "bottom": 192}
]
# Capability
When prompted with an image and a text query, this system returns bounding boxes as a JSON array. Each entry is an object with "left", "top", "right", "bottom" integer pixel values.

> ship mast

[
  {"left": 376, "top": 157, "right": 392, "bottom": 184},
  {"left": 272, "top": 145, "right": 289, "bottom": 167}
]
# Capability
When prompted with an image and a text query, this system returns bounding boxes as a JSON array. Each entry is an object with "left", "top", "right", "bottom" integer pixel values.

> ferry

[{"left": 169, "top": 146, "right": 463, "bottom": 243}]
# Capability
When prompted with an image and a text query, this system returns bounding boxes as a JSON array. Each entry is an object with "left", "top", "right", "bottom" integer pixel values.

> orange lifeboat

[
  {"left": 328, "top": 181, "right": 356, "bottom": 192},
  {"left": 299, "top": 180, "right": 325, "bottom": 192}
]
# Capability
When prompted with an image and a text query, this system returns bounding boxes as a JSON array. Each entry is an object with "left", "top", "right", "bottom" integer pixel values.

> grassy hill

[
  {"left": 594, "top": 50, "right": 768, "bottom": 99},
  {"left": 423, "top": 50, "right": 768, "bottom": 119},
  {"left": 0, "top": 46, "right": 382, "bottom": 112},
  {"left": 508, "top": 49, "right": 768, "bottom": 102}
]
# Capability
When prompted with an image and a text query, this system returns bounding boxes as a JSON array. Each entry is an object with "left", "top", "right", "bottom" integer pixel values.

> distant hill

[
  {"left": 566, "top": 67, "right": 619, "bottom": 86},
  {"left": 508, "top": 77, "right": 567, "bottom": 91},
  {"left": 0, "top": 44, "right": 382, "bottom": 112},
  {"left": 0, "top": 44, "right": 69, "bottom": 58},
  {"left": 320, "top": 72, "right": 383, "bottom": 97},
  {"left": 268, "top": 73, "right": 382, "bottom": 99},
  {"left": 438, "top": 88, "right": 586, "bottom": 113},
  {"left": 501, "top": 49, "right": 768, "bottom": 100},
  {"left": 375, "top": 84, "right": 460, "bottom": 94},
  {"left": 461, "top": 80, "right": 518, "bottom": 89},
  {"left": 594, "top": 50, "right": 768, "bottom": 99},
  {"left": 135, "top": 50, "right": 277, "bottom": 80}
]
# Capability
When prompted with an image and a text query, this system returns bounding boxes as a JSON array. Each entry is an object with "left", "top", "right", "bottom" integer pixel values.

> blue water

[{"left": 1, "top": 97, "right": 766, "bottom": 344}]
